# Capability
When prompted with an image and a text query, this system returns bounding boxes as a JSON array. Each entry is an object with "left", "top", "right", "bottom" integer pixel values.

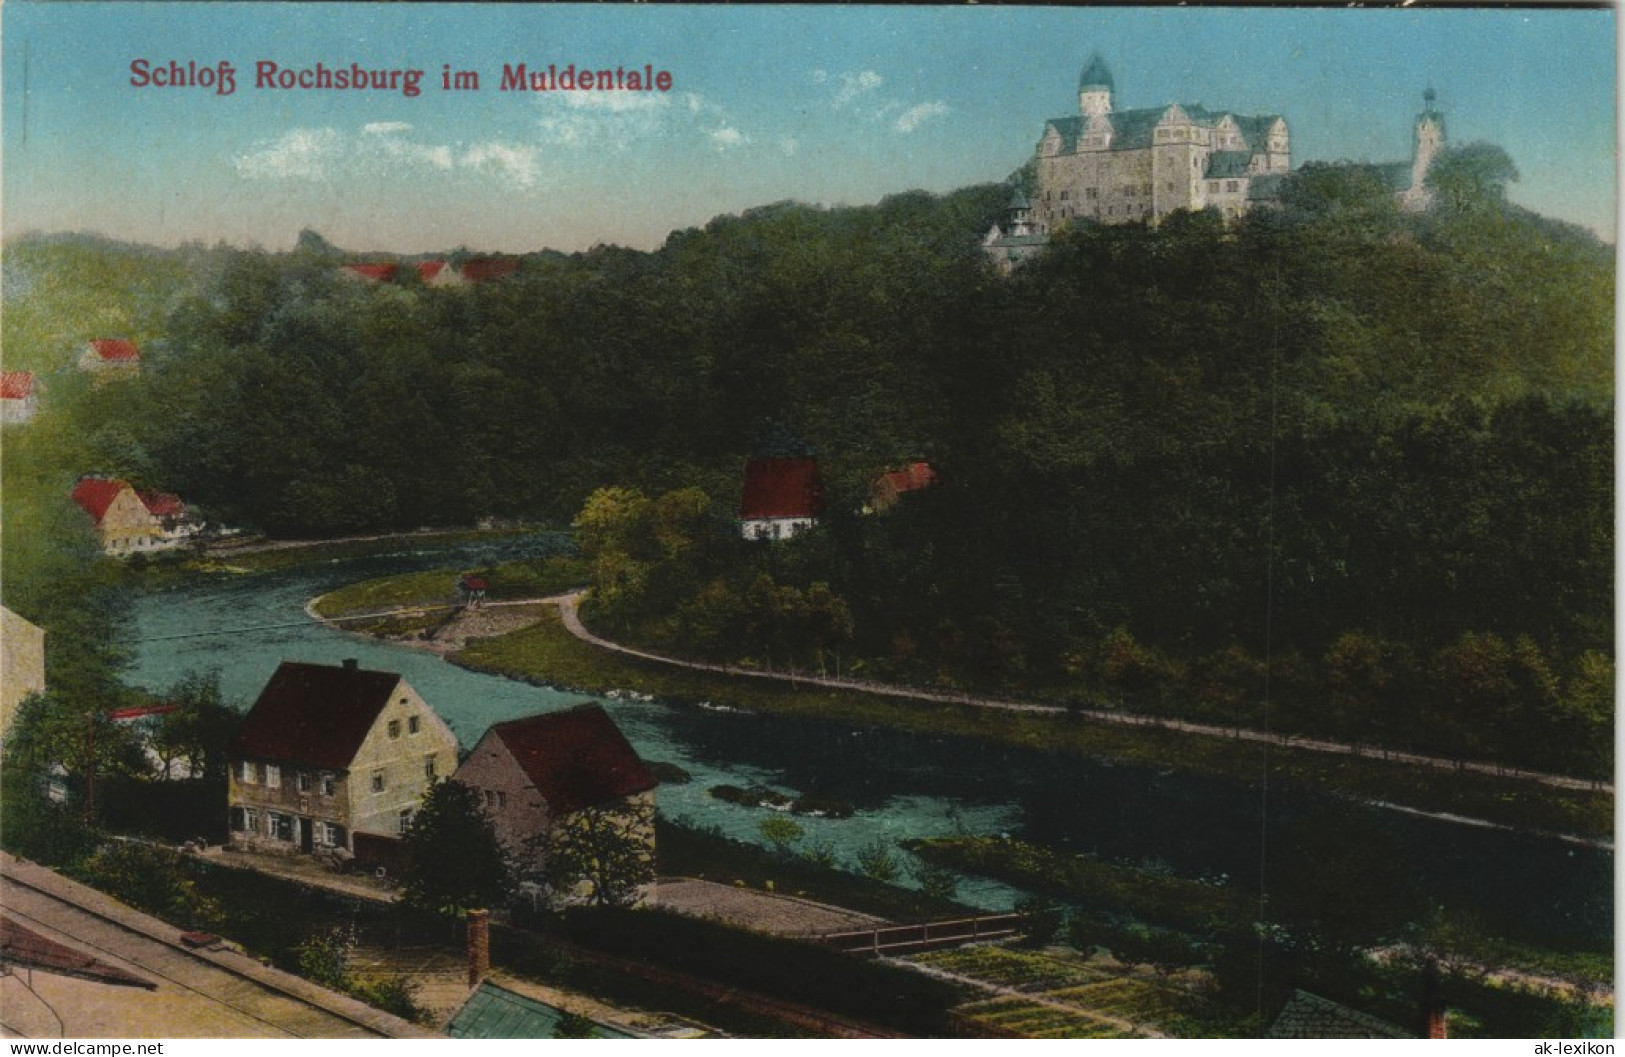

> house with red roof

[
  {"left": 867, "top": 461, "right": 938, "bottom": 514},
  {"left": 416, "top": 260, "right": 463, "bottom": 286},
  {"left": 453, "top": 704, "right": 658, "bottom": 885},
  {"left": 0, "top": 371, "right": 39, "bottom": 424},
  {"left": 459, "top": 256, "right": 520, "bottom": 283},
  {"left": 78, "top": 339, "right": 140, "bottom": 380},
  {"left": 739, "top": 457, "right": 822, "bottom": 541},
  {"left": 228, "top": 659, "right": 458, "bottom": 858},
  {"left": 339, "top": 262, "right": 401, "bottom": 283},
  {"left": 71, "top": 476, "right": 167, "bottom": 556}
]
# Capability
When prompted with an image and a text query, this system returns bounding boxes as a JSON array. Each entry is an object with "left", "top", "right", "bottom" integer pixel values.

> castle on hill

[{"left": 985, "top": 54, "right": 1448, "bottom": 269}]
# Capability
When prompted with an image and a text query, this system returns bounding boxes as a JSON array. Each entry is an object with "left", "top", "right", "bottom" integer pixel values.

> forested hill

[{"left": 2, "top": 151, "right": 1612, "bottom": 772}]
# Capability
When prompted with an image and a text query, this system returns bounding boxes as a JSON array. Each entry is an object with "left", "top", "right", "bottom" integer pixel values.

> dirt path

[{"left": 549, "top": 593, "right": 1610, "bottom": 798}]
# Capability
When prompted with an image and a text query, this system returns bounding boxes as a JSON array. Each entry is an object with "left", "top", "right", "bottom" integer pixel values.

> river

[{"left": 125, "top": 536, "right": 1611, "bottom": 947}]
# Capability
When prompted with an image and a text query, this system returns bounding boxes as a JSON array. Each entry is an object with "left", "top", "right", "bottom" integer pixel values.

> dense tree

[
  {"left": 540, "top": 800, "right": 656, "bottom": 909},
  {"left": 399, "top": 779, "right": 515, "bottom": 916}
]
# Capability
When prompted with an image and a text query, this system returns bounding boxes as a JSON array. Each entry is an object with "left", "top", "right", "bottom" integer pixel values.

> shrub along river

[{"left": 125, "top": 534, "right": 1610, "bottom": 949}]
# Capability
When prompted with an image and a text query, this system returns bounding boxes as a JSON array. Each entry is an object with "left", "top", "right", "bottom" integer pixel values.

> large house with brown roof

[
  {"left": 739, "top": 457, "right": 822, "bottom": 541},
  {"left": 452, "top": 704, "right": 657, "bottom": 879},
  {"left": 227, "top": 659, "right": 458, "bottom": 858}
]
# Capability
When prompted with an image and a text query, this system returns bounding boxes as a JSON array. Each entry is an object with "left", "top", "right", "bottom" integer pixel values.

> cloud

[
  {"left": 234, "top": 128, "right": 343, "bottom": 181},
  {"left": 834, "top": 70, "right": 884, "bottom": 109},
  {"left": 461, "top": 142, "right": 540, "bottom": 187},
  {"left": 708, "top": 126, "right": 748, "bottom": 151},
  {"left": 236, "top": 124, "right": 531, "bottom": 188},
  {"left": 895, "top": 101, "right": 950, "bottom": 133}
]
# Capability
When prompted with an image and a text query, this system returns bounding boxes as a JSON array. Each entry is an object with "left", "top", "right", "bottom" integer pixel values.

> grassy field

[{"left": 451, "top": 610, "right": 1611, "bottom": 841}]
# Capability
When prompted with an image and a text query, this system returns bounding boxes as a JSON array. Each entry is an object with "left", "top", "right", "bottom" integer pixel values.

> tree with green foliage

[
  {"left": 757, "top": 815, "right": 804, "bottom": 856},
  {"left": 399, "top": 779, "right": 515, "bottom": 916},
  {"left": 540, "top": 799, "right": 656, "bottom": 909},
  {"left": 854, "top": 838, "right": 901, "bottom": 883}
]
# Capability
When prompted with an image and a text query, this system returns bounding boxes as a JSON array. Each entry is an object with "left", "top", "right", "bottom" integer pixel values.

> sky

[{"left": 3, "top": 4, "right": 1616, "bottom": 253}]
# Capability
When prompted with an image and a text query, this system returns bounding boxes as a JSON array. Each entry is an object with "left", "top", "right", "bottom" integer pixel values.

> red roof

[
  {"left": 416, "top": 260, "right": 451, "bottom": 281},
  {"left": 1, "top": 371, "right": 34, "bottom": 400},
  {"left": 107, "top": 704, "right": 179, "bottom": 721},
  {"left": 138, "top": 491, "right": 186, "bottom": 518},
  {"left": 483, "top": 705, "right": 657, "bottom": 815},
  {"left": 88, "top": 339, "right": 139, "bottom": 363},
  {"left": 72, "top": 477, "right": 132, "bottom": 523},
  {"left": 342, "top": 262, "right": 400, "bottom": 282},
  {"left": 882, "top": 461, "right": 937, "bottom": 495},
  {"left": 740, "top": 458, "right": 822, "bottom": 520},
  {"left": 459, "top": 256, "right": 519, "bottom": 282},
  {"left": 1, "top": 916, "right": 154, "bottom": 989},
  {"left": 230, "top": 661, "right": 405, "bottom": 768}
]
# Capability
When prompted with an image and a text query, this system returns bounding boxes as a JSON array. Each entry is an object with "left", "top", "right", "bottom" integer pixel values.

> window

[
  {"left": 321, "top": 773, "right": 336, "bottom": 796},
  {"left": 497, "top": 791, "right": 507, "bottom": 810},
  {"left": 1226, "top": 180, "right": 1240, "bottom": 193},
  {"left": 1208, "top": 181, "right": 1220, "bottom": 192},
  {"left": 372, "top": 772, "right": 385, "bottom": 793},
  {"left": 398, "top": 809, "right": 414, "bottom": 835},
  {"left": 243, "top": 808, "right": 259, "bottom": 833},
  {"left": 231, "top": 807, "right": 249, "bottom": 832},
  {"left": 265, "top": 765, "right": 281, "bottom": 790},
  {"left": 1059, "top": 190, "right": 1069, "bottom": 201},
  {"left": 408, "top": 716, "right": 420, "bottom": 735},
  {"left": 1085, "top": 188, "right": 1097, "bottom": 200},
  {"left": 271, "top": 813, "right": 293, "bottom": 842},
  {"left": 388, "top": 719, "right": 401, "bottom": 739},
  {"left": 321, "top": 822, "right": 346, "bottom": 847},
  {"left": 424, "top": 755, "right": 437, "bottom": 780},
  {"left": 297, "top": 771, "right": 312, "bottom": 793},
  {"left": 238, "top": 760, "right": 255, "bottom": 784}
]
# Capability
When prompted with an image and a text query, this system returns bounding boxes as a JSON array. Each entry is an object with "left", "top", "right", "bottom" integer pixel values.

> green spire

[{"left": 1078, "top": 53, "right": 1114, "bottom": 91}]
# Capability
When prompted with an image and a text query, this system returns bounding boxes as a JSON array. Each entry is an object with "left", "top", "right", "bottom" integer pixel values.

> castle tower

[
  {"left": 1078, "top": 53, "right": 1114, "bottom": 117},
  {"left": 1407, "top": 86, "right": 1447, "bottom": 208}
]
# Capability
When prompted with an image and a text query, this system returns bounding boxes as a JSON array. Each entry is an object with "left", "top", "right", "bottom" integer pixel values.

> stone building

[
  {"left": 227, "top": 659, "right": 458, "bottom": 857},
  {"left": 1030, "top": 53, "right": 1291, "bottom": 234},
  {"left": 453, "top": 704, "right": 657, "bottom": 879},
  {"left": 985, "top": 54, "right": 1449, "bottom": 264}
]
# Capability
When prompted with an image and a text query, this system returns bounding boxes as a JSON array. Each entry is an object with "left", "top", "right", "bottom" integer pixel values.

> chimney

[
  {"left": 1426, "top": 1005, "right": 1448, "bottom": 1040},
  {"left": 466, "top": 908, "right": 490, "bottom": 987},
  {"left": 342, "top": 658, "right": 359, "bottom": 671}
]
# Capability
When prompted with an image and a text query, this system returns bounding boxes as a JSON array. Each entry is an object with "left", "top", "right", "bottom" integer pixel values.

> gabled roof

[
  {"left": 87, "top": 339, "right": 139, "bottom": 363},
  {"left": 1267, "top": 991, "right": 1413, "bottom": 1039},
  {"left": 416, "top": 260, "right": 451, "bottom": 282},
  {"left": 72, "top": 477, "right": 133, "bottom": 523},
  {"left": 1205, "top": 151, "right": 1254, "bottom": 179},
  {"left": 1, "top": 916, "right": 155, "bottom": 989},
  {"left": 1045, "top": 106, "right": 1284, "bottom": 155},
  {"left": 483, "top": 704, "right": 657, "bottom": 815},
  {"left": 230, "top": 660, "right": 404, "bottom": 768},
  {"left": 740, "top": 458, "right": 821, "bottom": 520},
  {"left": 138, "top": 491, "right": 185, "bottom": 518},
  {"left": 460, "top": 256, "right": 520, "bottom": 282},
  {"left": 342, "top": 262, "right": 400, "bottom": 282},
  {"left": 1, "top": 371, "right": 35, "bottom": 400}
]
